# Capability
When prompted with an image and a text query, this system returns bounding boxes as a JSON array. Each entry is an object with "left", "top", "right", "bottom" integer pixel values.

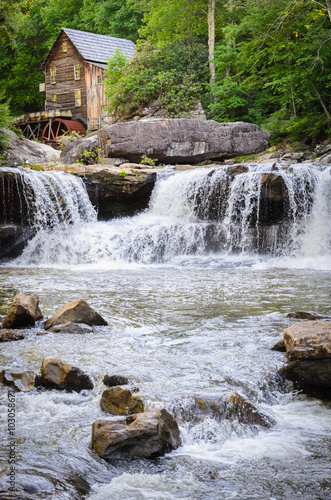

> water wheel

[{"left": 41, "top": 118, "right": 86, "bottom": 145}]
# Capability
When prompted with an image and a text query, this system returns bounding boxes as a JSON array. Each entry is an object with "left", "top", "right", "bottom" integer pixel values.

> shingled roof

[{"left": 43, "top": 28, "right": 135, "bottom": 67}]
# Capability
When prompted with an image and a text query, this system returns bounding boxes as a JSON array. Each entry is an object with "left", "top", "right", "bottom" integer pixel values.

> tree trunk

[
  {"left": 208, "top": 0, "right": 216, "bottom": 85},
  {"left": 325, "top": 0, "right": 331, "bottom": 23},
  {"left": 312, "top": 82, "right": 331, "bottom": 120}
]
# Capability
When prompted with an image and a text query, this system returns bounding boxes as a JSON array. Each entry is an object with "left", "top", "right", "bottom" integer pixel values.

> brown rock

[
  {"left": 2, "top": 292, "right": 43, "bottom": 329},
  {"left": 100, "top": 386, "right": 144, "bottom": 415},
  {"left": 48, "top": 322, "right": 93, "bottom": 334},
  {"left": 0, "top": 329, "right": 25, "bottom": 342},
  {"left": 0, "top": 370, "right": 36, "bottom": 391},
  {"left": 44, "top": 299, "right": 107, "bottom": 330},
  {"left": 281, "top": 321, "right": 331, "bottom": 389},
  {"left": 103, "top": 374, "right": 129, "bottom": 387},
  {"left": 286, "top": 311, "right": 325, "bottom": 320},
  {"left": 36, "top": 357, "right": 94, "bottom": 392},
  {"left": 270, "top": 338, "right": 286, "bottom": 352},
  {"left": 91, "top": 409, "right": 181, "bottom": 459}
]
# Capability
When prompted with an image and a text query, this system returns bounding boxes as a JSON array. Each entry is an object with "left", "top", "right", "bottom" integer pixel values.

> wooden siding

[
  {"left": 44, "top": 33, "right": 88, "bottom": 124},
  {"left": 85, "top": 63, "right": 110, "bottom": 129}
]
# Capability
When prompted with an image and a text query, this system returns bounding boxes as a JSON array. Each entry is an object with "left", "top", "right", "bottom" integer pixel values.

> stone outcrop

[
  {"left": 98, "top": 119, "right": 270, "bottom": 164},
  {"left": 173, "top": 389, "right": 274, "bottom": 428},
  {"left": 2, "top": 292, "right": 43, "bottom": 329},
  {"left": 0, "top": 329, "right": 25, "bottom": 342},
  {"left": 35, "top": 357, "right": 94, "bottom": 392},
  {"left": 48, "top": 322, "right": 93, "bottom": 334},
  {"left": 103, "top": 374, "right": 129, "bottom": 387},
  {"left": 281, "top": 321, "right": 331, "bottom": 390},
  {"left": 91, "top": 409, "right": 181, "bottom": 460},
  {"left": 0, "top": 370, "right": 36, "bottom": 391},
  {"left": 44, "top": 299, "right": 107, "bottom": 330},
  {"left": 100, "top": 386, "right": 144, "bottom": 415},
  {"left": 1, "top": 129, "right": 60, "bottom": 166}
]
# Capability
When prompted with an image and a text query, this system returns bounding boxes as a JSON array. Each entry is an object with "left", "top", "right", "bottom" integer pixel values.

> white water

[{"left": 0, "top": 163, "right": 330, "bottom": 499}]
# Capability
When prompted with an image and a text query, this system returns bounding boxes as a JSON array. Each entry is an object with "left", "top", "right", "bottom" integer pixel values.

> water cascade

[
  {"left": 0, "top": 163, "right": 330, "bottom": 499},
  {"left": 3, "top": 162, "right": 329, "bottom": 266}
]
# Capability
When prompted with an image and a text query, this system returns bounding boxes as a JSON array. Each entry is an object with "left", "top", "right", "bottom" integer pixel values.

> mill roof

[{"left": 43, "top": 28, "right": 136, "bottom": 67}]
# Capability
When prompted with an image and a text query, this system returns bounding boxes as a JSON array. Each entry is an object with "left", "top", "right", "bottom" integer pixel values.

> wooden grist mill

[{"left": 15, "top": 28, "right": 135, "bottom": 146}]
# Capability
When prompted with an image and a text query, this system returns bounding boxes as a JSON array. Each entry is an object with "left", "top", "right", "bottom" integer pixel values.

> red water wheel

[{"left": 41, "top": 118, "right": 86, "bottom": 146}]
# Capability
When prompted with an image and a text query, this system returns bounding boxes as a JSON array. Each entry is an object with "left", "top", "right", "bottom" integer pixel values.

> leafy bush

[
  {"left": 104, "top": 40, "right": 209, "bottom": 120},
  {"left": 0, "top": 98, "right": 12, "bottom": 150}
]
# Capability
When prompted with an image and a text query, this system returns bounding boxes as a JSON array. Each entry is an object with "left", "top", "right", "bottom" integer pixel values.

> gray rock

[
  {"left": 2, "top": 292, "right": 43, "bottom": 329},
  {"left": 44, "top": 299, "right": 107, "bottom": 330},
  {"left": 0, "top": 329, "right": 25, "bottom": 342},
  {"left": 91, "top": 409, "right": 181, "bottom": 459},
  {"left": 48, "top": 322, "right": 93, "bottom": 334},
  {"left": 61, "top": 133, "right": 98, "bottom": 164},
  {"left": 35, "top": 357, "right": 94, "bottom": 392},
  {"left": 98, "top": 119, "right": 270, "bottom": 164},
  {"left": 0, "top": 129, "right": 60, "bottom": 166}
]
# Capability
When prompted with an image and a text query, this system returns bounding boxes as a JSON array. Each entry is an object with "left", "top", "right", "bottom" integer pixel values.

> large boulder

[
  {"left": 98, "top": 119, "right": 270, "bottom": 164},
  {"left": 2, "top": 292, "right": 43, "bottom": 329},
  {"left": 281, "top": 321, "right": 331, "bottom": 390},
  {"left": 44, "top": 299, "right": 107, "bottom": 330},
  {"left": 1, "top": 129, "right": 60, "bottom": 166},
  {"left": 35, "top": 357, "right": 94, "bottom": 392},
  {"left": 91, "top": 409, "right": 181, "bottom": 460},
  {"left": 100, "top": 386, "right": 144, "bottom": 415}
]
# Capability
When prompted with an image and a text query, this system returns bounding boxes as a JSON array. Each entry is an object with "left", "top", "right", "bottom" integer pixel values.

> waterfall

[{"left": 2, "top": 163, "right": 330, "bottom": 266}]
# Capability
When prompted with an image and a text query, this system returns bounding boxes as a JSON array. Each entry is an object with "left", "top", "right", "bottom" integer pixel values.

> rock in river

[
  {"left": 103, "top": 374, "right": 130, "bottom": 387},
  {"left": 0, "top": 370, "right": 36, "bottom": 391},
  {"left": 100, "top": 386, "right": 144, "bottom": 415},
  {"left": 281, "top": 320, "right": 331, "bottom": 390},
  {"left": 2, "top": 292, "right": 43, "bottom": 329},
  {"left": 35, "top": 357, "right": 94, "bottom": 392},
  {"left": 91, "top": 409, "right": 181, "bottom": 460},
  {"left": 0, "top": 329, "right": 25, "bottom": 342},
  {"left": 48, "top": 322, "right": 93, "bottom": 334},
  {"left": 44, "top": 299, "right": 107, "bottom": 330}
]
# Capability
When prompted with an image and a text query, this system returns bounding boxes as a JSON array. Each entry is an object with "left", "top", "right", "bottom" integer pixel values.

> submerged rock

[
  {"left": 2, "top": 292, "right": 43, "bottom": 329},
  {"left": 286, "top": 311, "right": 326, "bottom": 320},
  {"left": 36, "top": 357, "right": 94, "bottom": 392},
  {"left": 270, "top": 338, "right": 286, "bottom": 352},
  {"left": 44, "top": 299, "right": 107, "bottom": 330},
  {"left": 98, "top": 119, "right": 270, "bottom": 164},
  {"left": 281, "top": 321, "right": 331, "bottom": 390},
  {"left": 103, "top": 374, "right": 130, "bottom": 387},
  {"left": 91, "top": 409, "right": 181, "bottom": 460},
  {"left": 173, "top": 389, "right": 274, "bottom": 428},
  {"left": 0, "top": 329, "right": 25, "bottom": 342},
  {"left": 0, "top": 370, "right": 36, "bottom": 391},
  {"left": 48, "top": 322, "right": 93, "bottom": 334},
  {"left": 100, "top": 386, "right": 144, "bottom": 415}
]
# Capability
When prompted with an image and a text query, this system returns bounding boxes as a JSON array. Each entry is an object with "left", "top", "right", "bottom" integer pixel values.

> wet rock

[
  {"left": 0, "top": 370, "right": 36, "bottom": 391},
  {"left": 270, "top": 338, "right": 286, "bottom": 352},
  {"left": 36, "top": 357, "right": 94, "bottom": 392},
  {"left": 48, "top": 322, "right": 93, "bottom": 334},
  {"left": 103, "top": 374, "right": 130, "bottom": 387},
  {"left": 44, "top": 299, "right": 107, "bottom": 330},
  {"left": 0, "top": 329, "right": 25, "bottom": 342},
  {"left": 91, "top": 409, "right": 181, "bottom": 459},
  {"left": 173, "top": 389, "right": 274, "bottom": 428},
  {"left": 0, "top": 128, "right": 60, "bottom": 167},
  {"left": 2, "top": 292, "right": 43, "bottom": 329},
  {"left": 98, "top": 119, "right": 270, "bottom": 164},
  {"left": 286, "top": 311, "right": 325, "bottom": 320},
  {"left": 100, "top": 386, "right": 144, "bottom": 415},
  {"left": 281, "top": 321, "right": 331, "bottom": 390}
]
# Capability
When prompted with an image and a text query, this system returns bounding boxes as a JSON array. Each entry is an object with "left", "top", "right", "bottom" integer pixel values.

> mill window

[
  {"left": 52, "top": 94, "right": 57, "bottom": 103},
  {"left": 74, "top": 64, "right": 80, "bottom": 80},
  {"left": 97, "top": 75, "right": 102, "bottom": 84},
  {"left": 75, "top": 89, "right": 81, "bottom": 106},
  {"left": 51, "top": 67, "right": 56, "bottom": 84},
  {"left": 62, "top": 41, "right": 67, "bottom": 52}
]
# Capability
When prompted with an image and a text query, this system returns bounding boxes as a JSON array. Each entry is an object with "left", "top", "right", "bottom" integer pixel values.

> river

[{"left": 0, "top": 164, "right": 330, "bottom": 499}]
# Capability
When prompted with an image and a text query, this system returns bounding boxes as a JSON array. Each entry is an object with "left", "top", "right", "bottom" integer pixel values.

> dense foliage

[{"left": 1, "top": 0, "right": 331, "bottom": 144}]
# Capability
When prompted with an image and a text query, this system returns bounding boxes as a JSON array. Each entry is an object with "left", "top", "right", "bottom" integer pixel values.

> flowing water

[{"left": 0, "top": 164, "right": 330, "bottom": 499}]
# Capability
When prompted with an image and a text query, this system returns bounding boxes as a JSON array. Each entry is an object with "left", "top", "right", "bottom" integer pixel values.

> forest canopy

[{"left": 1, "top": 0, "right": 331, "bottom": 145}]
